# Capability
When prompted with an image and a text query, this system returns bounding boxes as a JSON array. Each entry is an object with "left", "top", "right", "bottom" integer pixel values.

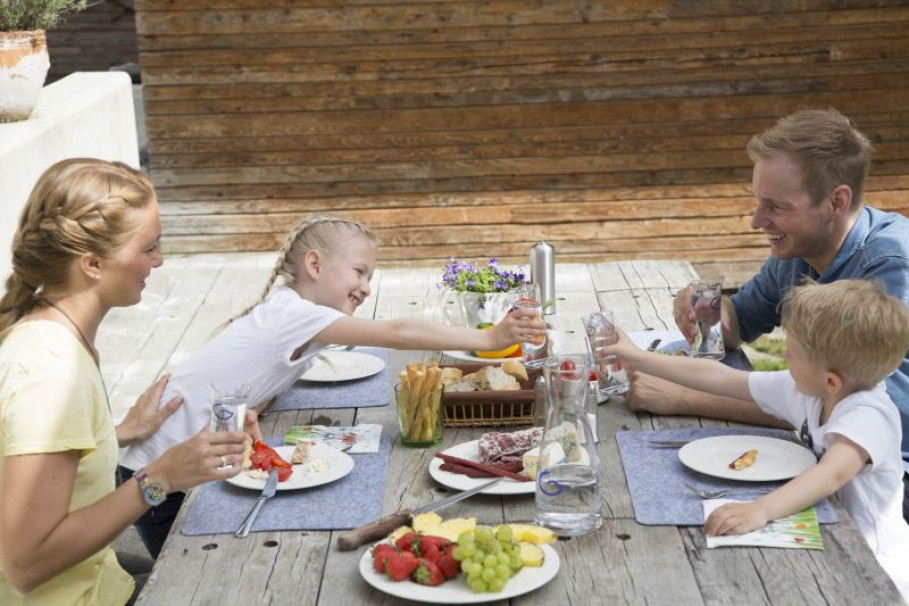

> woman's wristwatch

[{"left": 135, "top": 468, "right": 167, "bottom": 507}]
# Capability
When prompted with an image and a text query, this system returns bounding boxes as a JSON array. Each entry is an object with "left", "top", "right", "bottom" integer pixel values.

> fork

[{"left": 683, "top": 483, "right": 774, "bottom": 499}]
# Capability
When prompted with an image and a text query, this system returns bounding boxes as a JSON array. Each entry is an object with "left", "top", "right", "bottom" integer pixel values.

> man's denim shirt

[{"left": 732, "top": 206, "right": 909, "bottom": 472}]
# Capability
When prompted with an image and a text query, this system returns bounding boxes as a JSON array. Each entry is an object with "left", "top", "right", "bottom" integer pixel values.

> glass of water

[
  {"left": 582, "top": 311, "right": 629, "bottom": 396},
  {"left": 511, "top": 283, "right": 548, "bottom": 363},
  {"left": 211, "top": 379, "right": 250, "bottom": 434},
  {"left": 689, "top": 280, "right": 724, "bottom": 359}
]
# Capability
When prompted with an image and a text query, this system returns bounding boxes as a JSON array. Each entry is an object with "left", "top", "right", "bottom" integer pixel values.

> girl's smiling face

[{"left": 307, "top": 233, "right": 376, "bottom": 315}]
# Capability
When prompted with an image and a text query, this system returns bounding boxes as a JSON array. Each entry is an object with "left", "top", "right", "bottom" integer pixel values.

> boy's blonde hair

[
  {"left": 230, "top": 214, "right": 376, "bottom": 322},
  {"left": 746, "top": 108, "right": 872, "bottom": 213},
  {"left": 781, "top": 279, "right": 909, "bottom": 390},
  {"left": 0, "top": 158, "right": 155, "bottom": 331}
]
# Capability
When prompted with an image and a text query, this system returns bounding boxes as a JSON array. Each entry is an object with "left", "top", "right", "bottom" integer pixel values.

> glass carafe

[{"left": 534, "top": 355, "right": 603, "bottom": 536}]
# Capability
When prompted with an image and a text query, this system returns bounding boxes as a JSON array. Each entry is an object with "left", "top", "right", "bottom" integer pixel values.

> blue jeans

[{"left": 117, "top": 466, "right": 185, "bottom": 559}]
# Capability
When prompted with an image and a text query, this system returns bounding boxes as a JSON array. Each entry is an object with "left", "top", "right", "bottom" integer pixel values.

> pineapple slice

[
  {"left": 519, "top": 541, "right": 545, "bottom": 567},
  {"left": 410, "top": 512, "right": 477, "bottom": 542},
  {"left": 496, "top": 523, "right": 557, "bottom": 545},
  {"left": 411, "top": 512, "right": 443, "bottom": 535}
]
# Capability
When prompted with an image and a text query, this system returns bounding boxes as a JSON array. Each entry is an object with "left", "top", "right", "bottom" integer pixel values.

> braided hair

[
  {"left": 0, "top": 158, "right": 155, "bottom": 331},
  {"left": 229, "top": 214, "right": 376, "bottom": 323}
]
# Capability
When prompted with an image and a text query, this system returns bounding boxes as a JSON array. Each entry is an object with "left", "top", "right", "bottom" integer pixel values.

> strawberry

[
  {"left": 386, "top": 550, "right": 419, "bottom": 582},
  {"left": 419, "top": 541, "right": 441, "bottom": 564},
  {"left": 394, "top": 532, "right": 415, "bottom": 553},
  {"left": 412, "top": 534, "right": 450, "bottom": 562},
  {"left": 420, "top": 535, "right": 452, "bottom": 550},
  {"left": 372, "top": 543, "right": 396, "bottom": 574},
  {"left": 437, "top": 545, "right": 460, "bottom": 580},
  {"left": 411, "top": 558, "right": 446, "bottom": 586}
]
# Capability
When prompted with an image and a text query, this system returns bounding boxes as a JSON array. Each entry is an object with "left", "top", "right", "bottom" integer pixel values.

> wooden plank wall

[
  {"left": 135, "top": 1, "right": 909, "bottom": 286},
  {"left": 46, "top": 0, "right": 139, "bottom": 82}
]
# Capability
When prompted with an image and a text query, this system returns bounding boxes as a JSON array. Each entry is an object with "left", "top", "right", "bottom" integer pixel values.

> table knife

[
  {"left": 336, "top": 477, "right": 503, "bottom": 551},
  {"left": 235, "top": 469, "right": 278, "bottom": 538}
]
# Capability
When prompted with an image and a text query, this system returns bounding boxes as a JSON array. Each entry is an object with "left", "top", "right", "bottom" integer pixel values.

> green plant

[
  {"left": 0, "top": 0, "right": 91, "bottom": 31},
  {"left": 439, "top": 258, "right": 528, "bottom": 294}
]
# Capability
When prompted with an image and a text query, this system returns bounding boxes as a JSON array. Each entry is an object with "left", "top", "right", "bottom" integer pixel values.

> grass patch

[
  {"left": 751, "top": 358, "right": 789, "bottom": 371},
  {"left": 750, "top": 334, "right": 787, "bottom": 357}
]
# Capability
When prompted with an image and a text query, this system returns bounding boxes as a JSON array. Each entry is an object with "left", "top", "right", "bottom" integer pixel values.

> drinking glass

[
  {"left": 689, "top": 280, "right": 725, "bottom": 359},
  {"left": 511, "top": 283, "right": 548, "bottom": 363},
  {"left": 211, "top": 379, "right": 250, "bottom": 434},
  {"left": 582, "top": 311, "right": 629, "bottom": 396}
]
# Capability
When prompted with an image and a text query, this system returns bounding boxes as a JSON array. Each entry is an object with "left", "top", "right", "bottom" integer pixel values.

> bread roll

[
  {"left": 501, "top": 360, "right": 528, "bottom": 382},
  {"left": 440, "top": 367, "right": 464, "bottom": 386}
]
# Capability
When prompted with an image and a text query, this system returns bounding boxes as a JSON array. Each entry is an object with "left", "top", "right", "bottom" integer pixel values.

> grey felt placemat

[
  {"left": 616, "top": 427, "right": 838, "bottom": 526},
  {"left": 181, "top": 434, "right": 392, "bottom": 535},
  {"left": 272, "top": 347, "right": 390, "bottom": 411}
]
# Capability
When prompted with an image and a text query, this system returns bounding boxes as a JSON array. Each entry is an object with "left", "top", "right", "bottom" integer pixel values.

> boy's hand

[{"left": 704, "top": 501, "right": 769, "bottom": 536}]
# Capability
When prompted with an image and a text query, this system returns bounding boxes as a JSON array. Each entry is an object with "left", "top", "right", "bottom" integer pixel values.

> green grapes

[{"left": 454, "top": 524, "right": 525, "bottom": 595}]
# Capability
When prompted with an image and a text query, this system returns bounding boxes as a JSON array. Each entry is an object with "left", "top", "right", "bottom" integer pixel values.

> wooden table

[{"left": 131, "top": 259, "right": 901, "bottom": 605}]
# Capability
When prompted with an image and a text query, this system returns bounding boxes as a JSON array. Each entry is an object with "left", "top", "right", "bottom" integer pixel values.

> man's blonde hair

[
  {"left": 781, "top": 279, "right": 909, "bottom": 390},
  {"left": 746, "top": 108, "right": 872, "bottom": 212}
]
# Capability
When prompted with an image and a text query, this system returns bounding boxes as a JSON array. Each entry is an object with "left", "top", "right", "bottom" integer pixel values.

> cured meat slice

[{"left": 477, "top": 427, "right": 542, "bottom": 465}]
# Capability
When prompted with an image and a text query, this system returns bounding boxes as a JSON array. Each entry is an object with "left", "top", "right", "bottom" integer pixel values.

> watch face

[{"left": 144, "top": 484, "right": 167, "bottom": 506}]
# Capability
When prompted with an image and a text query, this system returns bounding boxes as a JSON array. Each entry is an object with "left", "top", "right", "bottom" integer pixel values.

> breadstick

[
  {"left": 407, "top": 369, "right": 426, "bottom": 441},
  {"left": 419, "top": 367, "right": 439, "bottom": 441},
  {"left": 398, "top": 370, "right": 411, "bottom": 436}
]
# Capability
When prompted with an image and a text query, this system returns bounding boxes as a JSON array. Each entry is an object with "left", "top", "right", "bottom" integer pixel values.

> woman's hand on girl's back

[
  {"left": 486, "top": 307, "right": 545, "bottom": 349},
  {"left": 145, "top": 428, "right": 247, "bottom": 493},
  {"left": 115, "top": 374, "right": 183, "bottom": 447}
]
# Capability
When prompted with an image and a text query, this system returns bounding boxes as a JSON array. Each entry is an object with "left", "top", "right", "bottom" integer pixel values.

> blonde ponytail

[{"left": 227, "top": 214, "right": 376, "bottom": 323}]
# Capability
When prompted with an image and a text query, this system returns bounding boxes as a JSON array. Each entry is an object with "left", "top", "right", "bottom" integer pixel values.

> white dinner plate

[
  {"left": 429, "top": 440, "right": 535, "bottom": 495},
  {"left": 226, "top": 444, "right": 354, "bottom": 491},
  {"left": 444, "top": 330, "right": 571, "bottom": 364},
  {"left": 300, "top": 351, "right": 385, "bottom": 382},
  {"left": 678, "top": 435, "right": 816, "bottom": 482},
  {"left": 359, "top": 542, "right": 559, "bottom": 603}
]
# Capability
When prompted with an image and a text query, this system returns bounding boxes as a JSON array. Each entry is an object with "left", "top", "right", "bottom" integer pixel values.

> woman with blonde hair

[{"left": 0, "top": 158, "right": 248, "bottom": 605}]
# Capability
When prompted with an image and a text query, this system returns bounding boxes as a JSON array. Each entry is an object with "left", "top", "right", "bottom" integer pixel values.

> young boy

[{"left": 603, "top": 279, "right": 909, "bottom": 599}]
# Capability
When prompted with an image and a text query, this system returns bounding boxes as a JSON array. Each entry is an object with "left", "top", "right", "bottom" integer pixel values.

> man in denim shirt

[{"left": 626, "top": 109, "right": 909, "bottom": 521}]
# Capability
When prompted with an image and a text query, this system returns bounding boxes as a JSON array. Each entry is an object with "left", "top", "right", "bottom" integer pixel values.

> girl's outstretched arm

[
  {"left": 704, "top": 435, "right": 867, "bottom": 536},
  {"left": 315, "top": 308, "right": 544, "bottom": 352}
]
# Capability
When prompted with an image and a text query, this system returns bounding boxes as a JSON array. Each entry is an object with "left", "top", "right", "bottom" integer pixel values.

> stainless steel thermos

[{"left": 530, "top": 241, "right": 555, "bottom": 315}]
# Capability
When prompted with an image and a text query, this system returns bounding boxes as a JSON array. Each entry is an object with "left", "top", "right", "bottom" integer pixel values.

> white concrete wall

[{"left": 0, "top": 72, "right": 139, "bottom": 289}]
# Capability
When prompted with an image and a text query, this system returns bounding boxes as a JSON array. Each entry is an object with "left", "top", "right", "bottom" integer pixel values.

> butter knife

[
  {"left": 235, "top": 469, "right": 278, "bottom": 538},
  {"left": 336, "top": 477, "right": 503, "bottom": 551}
]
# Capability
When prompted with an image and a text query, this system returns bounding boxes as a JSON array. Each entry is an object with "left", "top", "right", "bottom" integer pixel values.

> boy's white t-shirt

[
  {"left": 121, "top": 287, "right": 344, "bottom": 471},
  {"left": 749, "top": 371, "right": 909, "bottom": 600}
]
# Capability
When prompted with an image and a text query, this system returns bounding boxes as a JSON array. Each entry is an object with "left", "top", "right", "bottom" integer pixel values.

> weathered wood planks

[{"left": 133, "top": 1, "right": 909, "bottom": 285}]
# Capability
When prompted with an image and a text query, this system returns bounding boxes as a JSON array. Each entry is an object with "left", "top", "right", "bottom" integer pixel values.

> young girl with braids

[
  {"left": 120, "top": 214, "right": 542, "bottom": 553},
  {"left": 0, "top": 159, "right": 249, "bottom": 605}
]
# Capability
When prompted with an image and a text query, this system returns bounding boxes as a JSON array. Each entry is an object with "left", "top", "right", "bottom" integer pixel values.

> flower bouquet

[{"left": 438, "top": 258, "right": 529, "bottom": 358}]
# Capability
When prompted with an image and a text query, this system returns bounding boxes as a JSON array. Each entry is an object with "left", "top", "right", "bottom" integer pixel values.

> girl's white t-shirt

[
  {"left": 121, "top": 287, "right": 344, "bottom": 471},
  {"left": 749, "top": 371, "right": 909, "bottom": 600}
]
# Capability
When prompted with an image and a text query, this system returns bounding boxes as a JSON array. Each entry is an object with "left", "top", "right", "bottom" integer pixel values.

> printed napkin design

[
  {"left": 703, "top": 499, "right": 824, "bottom": 550},
  {"left": 284, "top": 424, "right": 382, "bottom": 454}
]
